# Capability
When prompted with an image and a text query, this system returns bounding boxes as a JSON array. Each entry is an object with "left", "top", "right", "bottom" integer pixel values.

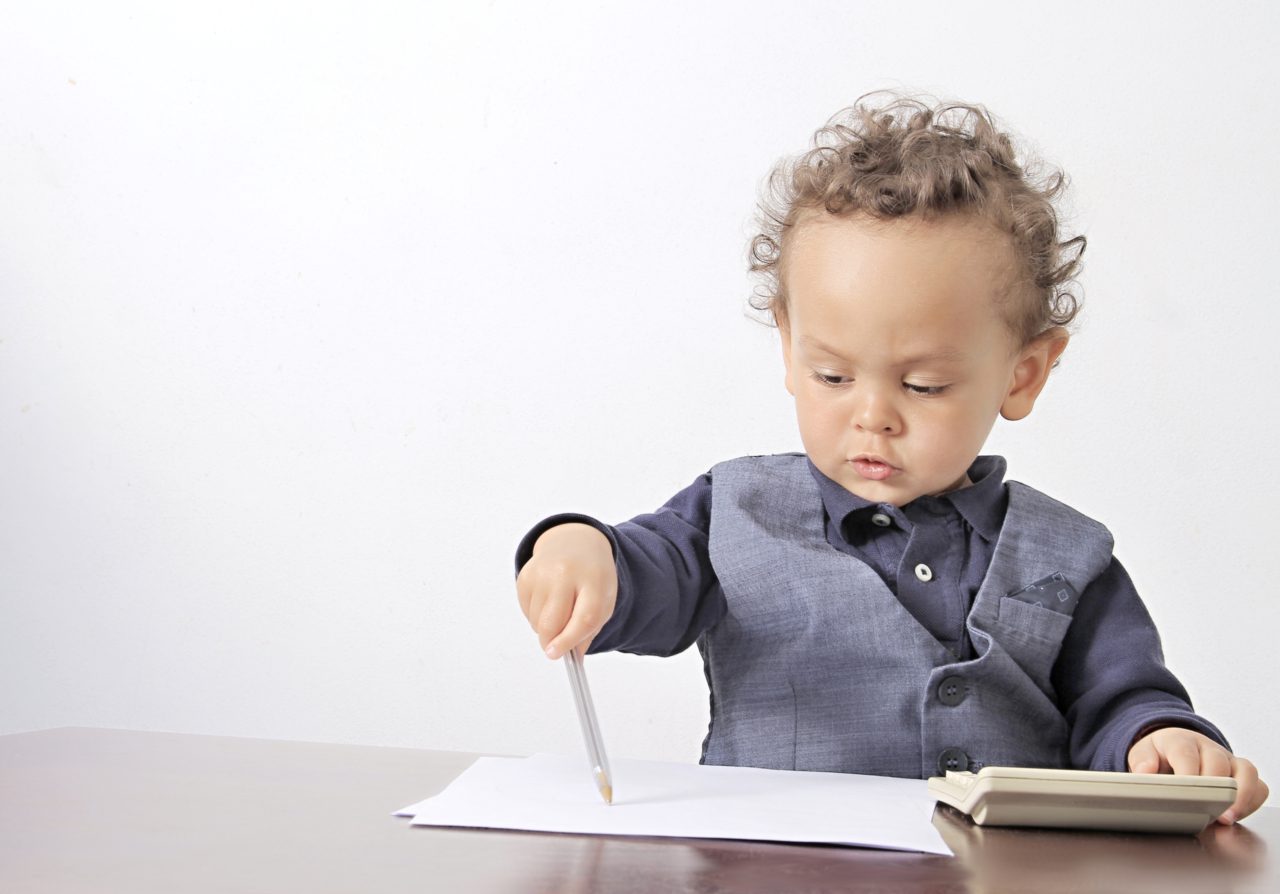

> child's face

[{"left": 779, "top": 212, "right": 1065, "bottom": 507}]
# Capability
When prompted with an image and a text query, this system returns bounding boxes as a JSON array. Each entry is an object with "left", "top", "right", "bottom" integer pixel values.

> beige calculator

[{"left": 928, "top": 766, "right": 1236, "bottom": 834}]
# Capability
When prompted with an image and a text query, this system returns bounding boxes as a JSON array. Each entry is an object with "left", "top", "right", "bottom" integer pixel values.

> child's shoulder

[
  {"left": 1004, "top": 478, "right": 1114, "bottom": 548},
  {"left": 703, "top": 454, "right": 817, "bottom": 527},
  {"left": 706, "top": 453, "right": 812, "bottom": 488},
  {"left": 708, "top": 452, "right": 807, "bottom": 473}
]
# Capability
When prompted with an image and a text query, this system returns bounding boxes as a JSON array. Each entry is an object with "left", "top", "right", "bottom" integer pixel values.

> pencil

[{"left": 564, "top": 647, "right": 613, "bottom": 804}]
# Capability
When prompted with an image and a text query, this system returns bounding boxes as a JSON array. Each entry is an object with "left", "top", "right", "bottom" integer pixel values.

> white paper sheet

[{"left": 396, "top": 753, "right": 950, "bottom": 855}]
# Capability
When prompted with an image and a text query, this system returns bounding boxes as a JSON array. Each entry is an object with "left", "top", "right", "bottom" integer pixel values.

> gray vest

[{"left": 701, "top": 454, "right": 1113, "bottom": 779}]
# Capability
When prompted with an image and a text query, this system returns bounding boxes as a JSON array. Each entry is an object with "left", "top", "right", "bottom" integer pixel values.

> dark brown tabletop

[{"left": 0, "top": 727, "right": 1273, "bottom": 893}]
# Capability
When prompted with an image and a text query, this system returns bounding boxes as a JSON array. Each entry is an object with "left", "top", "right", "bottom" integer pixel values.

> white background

[{"left": 3, "top": 2, "right": 1277, "bottom": 785}]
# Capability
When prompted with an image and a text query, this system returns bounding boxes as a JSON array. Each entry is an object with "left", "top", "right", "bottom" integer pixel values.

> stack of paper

[{"left": 396, "top": 753, "right": 951, "bottom": 855}]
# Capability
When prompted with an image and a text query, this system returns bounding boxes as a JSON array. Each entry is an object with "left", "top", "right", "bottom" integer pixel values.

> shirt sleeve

[
  {"left": 513, "top": 473, "right": 727, "bottom": 657},
  {"left": 1053, "top": 556, "right": 1230, "bottom": 771}
]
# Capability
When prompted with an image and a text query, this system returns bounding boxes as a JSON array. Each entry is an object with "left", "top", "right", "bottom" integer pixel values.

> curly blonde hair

[{"left": 749, "top": 93, "right": 1084, "bottom": 344}]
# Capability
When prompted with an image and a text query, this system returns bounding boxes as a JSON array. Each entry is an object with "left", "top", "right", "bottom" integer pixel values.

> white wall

[{"left": 3, "top": 1, "right": 1277, "bottom": 784}]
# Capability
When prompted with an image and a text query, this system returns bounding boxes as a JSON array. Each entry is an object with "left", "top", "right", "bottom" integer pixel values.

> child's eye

[
  {"left": 810, "top": 371, "right": 851, "bottom": 387},
  {"left": 904, "top": 382, "right": 949, "bottom": 396}
]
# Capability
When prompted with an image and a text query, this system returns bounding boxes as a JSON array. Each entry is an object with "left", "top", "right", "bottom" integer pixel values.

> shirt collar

[
  {"left": 943, "top": 455, "right": 1007, "bottom": 541},
  {"left": 806, "top": 455, "right": 1008, "bottom": 542}
]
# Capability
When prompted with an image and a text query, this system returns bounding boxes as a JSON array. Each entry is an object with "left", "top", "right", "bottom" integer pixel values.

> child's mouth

[{"left": 851, "top": 458, "right": 897, "bottom": 481}]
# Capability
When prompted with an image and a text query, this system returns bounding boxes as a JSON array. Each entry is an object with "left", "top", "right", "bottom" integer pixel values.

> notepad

[{"left": 395, "top": 753, "right": 951, "bottom": 855}]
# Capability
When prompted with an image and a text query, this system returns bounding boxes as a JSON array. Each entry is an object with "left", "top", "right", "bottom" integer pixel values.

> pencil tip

[{"left": 603, "top": 785, "right": 613, "bottom": 804}]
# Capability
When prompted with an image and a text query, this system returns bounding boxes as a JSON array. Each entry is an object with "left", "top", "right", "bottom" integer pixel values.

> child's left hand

[{"left": 1127, "top": 728, "right": 1269, "bottom": 824}]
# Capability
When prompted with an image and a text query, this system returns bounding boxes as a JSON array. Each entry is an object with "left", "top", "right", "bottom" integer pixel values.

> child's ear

[
  {"left": 1001, "top": 328, "right": 1069, "bottom": 421},
  {"left": 777, "top": 315, "right": 797, "bottom": 397}
]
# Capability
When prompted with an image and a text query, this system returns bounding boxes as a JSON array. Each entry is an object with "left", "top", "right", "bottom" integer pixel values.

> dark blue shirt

[{"left": 516, "top": 455, "right": 1228, "bottom": 772}]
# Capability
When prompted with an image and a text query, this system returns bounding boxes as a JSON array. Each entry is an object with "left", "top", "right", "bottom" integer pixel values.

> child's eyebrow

[
  {"left": 798, "top": 336, "right": 851, "bottom": 358},
  {"left": 898, "top": 348, "right": 968, "bottom": 365},
  {"left": 798, "top": 336, "right": 966, "bottom": 365}
]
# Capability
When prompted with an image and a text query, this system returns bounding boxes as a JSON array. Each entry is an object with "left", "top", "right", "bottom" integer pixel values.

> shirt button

[
  {"left": 871, "top": 513, "right": 892, "bottom": 527},
  {"left": 915, "top": 563, "right": 933, "bottom": 582},
  {"left": 937, "top": 675, "right": 967, "bottom": 706},
  {"left": 938, "top": 748, "right": 970, "bottom": 774}
]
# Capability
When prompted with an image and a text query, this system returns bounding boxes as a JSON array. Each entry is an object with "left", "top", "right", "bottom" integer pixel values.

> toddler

[{"left": 514, "top": 94, "right": 1268, "bottom": 824}]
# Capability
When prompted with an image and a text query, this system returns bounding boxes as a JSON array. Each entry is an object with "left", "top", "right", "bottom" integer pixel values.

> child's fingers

[
  {"left": 533, "top": 581, "right": 578, "bottom": 652},
  {"left": 1218, "top": 758, "right": 1269, "bottom": 825},
  {"left": 522, "top": 576, "right": 551, "bottom": 636},
  {"left": 1129, "top": 728, "right": 1219, "bottom": 775},
  {"left": 1131, "top": 732, "right": 1271, "bottom": 825},
  {"left": 515, "top": 567, "right": 537, "bottom": 622},
  {"left": 545, "top": 589, "right": 610, "bottom": 660},
  {"left": 1127, "top": 736, "right": 1161, "bottom": 774},
  {"left": 1197, "top": 744, "right": 1233, "bottom": 779},
  {"left": 518, "top": 557, "right": 583, "bottom": 648},
  {"left": 517, "top": 564, "right": 559, "bottom": 632},
  {"left": 1159, "top": 735, "right": 1205, "bottom": 776},
  {"left": 515, "top": 524, "right": 616, "bottom": 655}
]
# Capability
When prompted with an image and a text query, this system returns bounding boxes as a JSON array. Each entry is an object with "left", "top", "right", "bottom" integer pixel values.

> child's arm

[
  {"left": 514, "top": 473, "right": 726, "bottom": 660},
  {"left": 1127, "top": 728, "right": 1270, "bottom": 824},
  {"left": 516, "top": 522, "right": 618, "bottom": 660},
  {"left": 1051, "top": 557, "right": 1269, "bottom": 822},
  {"left": 1054, "top": 559, "right": 1232, "bottom": 764}
]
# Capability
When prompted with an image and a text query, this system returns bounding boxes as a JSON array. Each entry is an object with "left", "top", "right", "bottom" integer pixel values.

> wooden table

[{"left": 1, "top": 728, "right": 1274, "bottom": 893}]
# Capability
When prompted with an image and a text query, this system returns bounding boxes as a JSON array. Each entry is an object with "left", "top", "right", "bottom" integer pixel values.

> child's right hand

[{"left": 515, "top": 523, "right": 618, "bottom": 660}]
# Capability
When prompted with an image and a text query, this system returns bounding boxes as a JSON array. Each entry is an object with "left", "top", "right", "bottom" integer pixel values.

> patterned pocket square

[{"left": 1007, "top": 572, "right": 1079, "bottom": 615}]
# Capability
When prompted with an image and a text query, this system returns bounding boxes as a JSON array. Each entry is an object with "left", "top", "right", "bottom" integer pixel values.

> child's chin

[{"left": 842, "top": 478, "right": 915, "bottom": 507}]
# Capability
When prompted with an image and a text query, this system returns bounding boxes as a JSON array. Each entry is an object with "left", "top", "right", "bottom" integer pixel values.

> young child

[{"left": 514, "top": 94, "right": 1268, "bottom": 824}]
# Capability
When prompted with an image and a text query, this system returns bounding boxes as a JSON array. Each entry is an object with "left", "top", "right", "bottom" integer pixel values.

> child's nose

[{"left": 852, "top": 389, "right": 902, "bottom": 435}]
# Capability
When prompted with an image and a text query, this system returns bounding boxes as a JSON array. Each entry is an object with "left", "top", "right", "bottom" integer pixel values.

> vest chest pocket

[
  {"left": 986, "top": 596, "right": 1075, "bottom": 696},
  {"left": 995, "top": 595, "right": 1074, "bottom": 646},
  {"left": 983, "top": 591, "right": 1075, "bottom": 696}
]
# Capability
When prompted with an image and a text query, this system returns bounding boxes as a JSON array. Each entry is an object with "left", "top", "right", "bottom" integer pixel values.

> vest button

[
  {"left": 871, "top": 512, "right": 892, "bottom": 527},
  {"left": 937, "top": 748, "right": 970, "bottom": 774},
  {"left": 915, "top": 563, "right": 933, "bottom": 582},
  {"left": 937, "top": 675, "right": 967, "bottom": 706}
]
